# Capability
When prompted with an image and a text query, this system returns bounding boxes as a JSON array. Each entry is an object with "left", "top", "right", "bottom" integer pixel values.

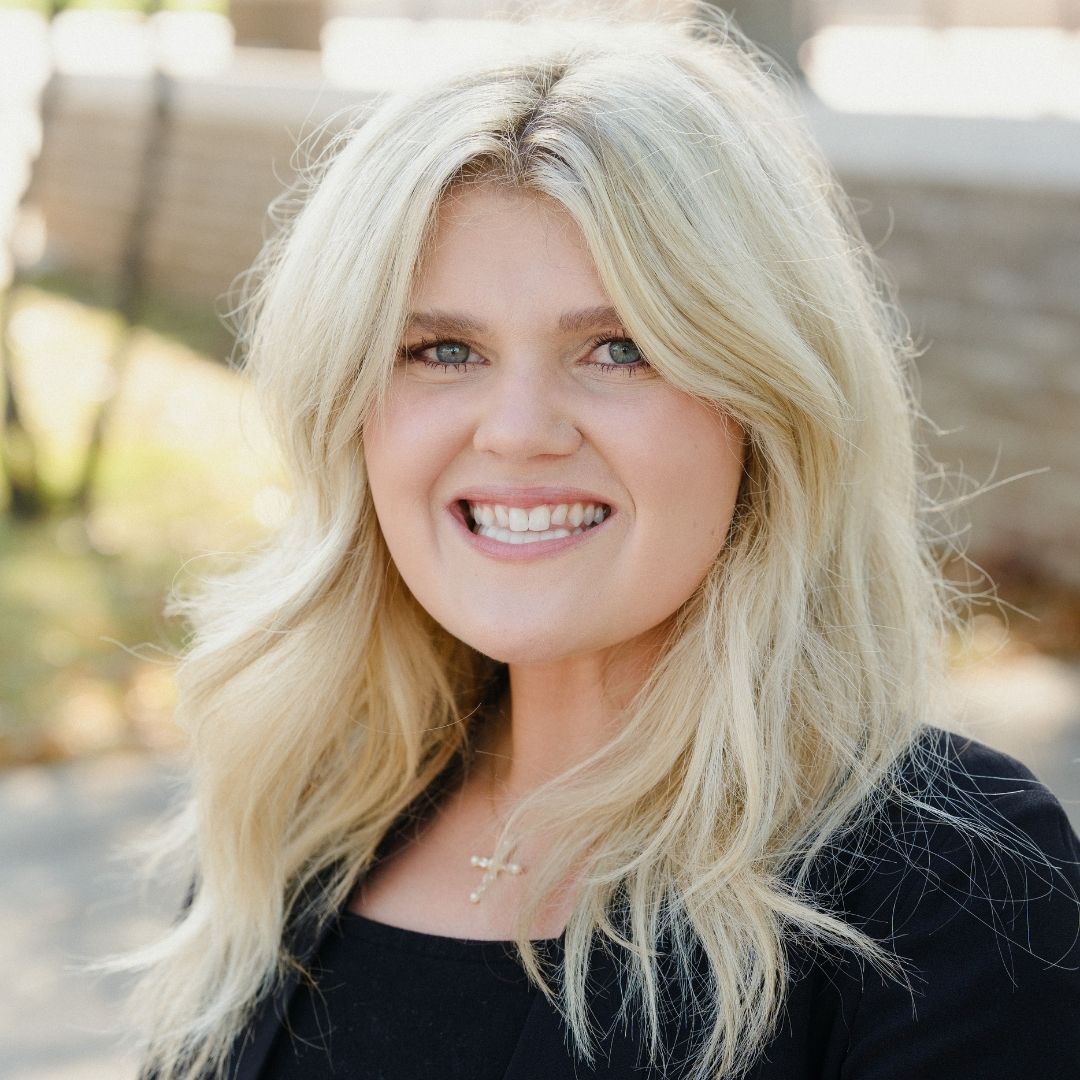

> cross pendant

[{"left": 468, "top": 850, "right": 523, "bottom": 903}]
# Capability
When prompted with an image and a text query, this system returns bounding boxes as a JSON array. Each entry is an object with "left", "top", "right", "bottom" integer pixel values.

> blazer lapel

[
  {"left": 501, "top": 941, "right": 666, "bottom": 1080},
  {"left": 225, "top": 871, "right": 343, "bottom": 1080},
  {"left": 226, "top": 968, "right": 305, "bottom": 1080},
  {"left": 501, "top": 996, "right": 654, "bottom": 1080},
  {"left": 501, "top": 988, "right": 578, "bottom": 1080}
]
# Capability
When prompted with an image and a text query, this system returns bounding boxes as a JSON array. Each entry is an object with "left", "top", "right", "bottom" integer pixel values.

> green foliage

[
  {"left": 19, "top": 268, "right": 235, "bottom": 366},
  {"left": 0, "top": 287, "right": 280, "bottom": 764},
  {"left": 0, "top": 0, "right": 228, "bottom": 15}
]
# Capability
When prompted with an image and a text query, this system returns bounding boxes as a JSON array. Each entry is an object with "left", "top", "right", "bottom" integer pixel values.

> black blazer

[{"left": 180, "top": 731, "right": 1080, "bottom": 1079}]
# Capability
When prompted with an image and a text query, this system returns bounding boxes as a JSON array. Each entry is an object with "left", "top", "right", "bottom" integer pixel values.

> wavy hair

[{"left": 121, "top": 10, "right": 966, "bottom": 1079}]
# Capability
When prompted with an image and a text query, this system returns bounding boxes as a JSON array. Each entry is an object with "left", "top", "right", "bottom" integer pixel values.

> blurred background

[{"left": 0, "top": 0, "right": 1077, "bottom": 1075}]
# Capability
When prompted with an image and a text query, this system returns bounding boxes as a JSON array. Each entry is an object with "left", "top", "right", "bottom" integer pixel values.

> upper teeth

[{"left": 467, "top": 502, "right": 608, "bottom": 532}]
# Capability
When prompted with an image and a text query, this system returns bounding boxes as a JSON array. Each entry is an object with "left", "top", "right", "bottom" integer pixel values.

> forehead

[
  {"left": 412, "top": 185, "right": 609, "bottom": 311},
  {"left": 430, "top": 183, "right": 572, "bottom": 240}
]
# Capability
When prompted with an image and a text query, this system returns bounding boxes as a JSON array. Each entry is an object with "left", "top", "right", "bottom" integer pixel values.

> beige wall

[
  {"left": 231, "top": 0, "right": 324, "bottom": 50},
  {"left": 847, "top": 177, "right": 1080, "bottom": 585},
  {"left": 27, "top": 71, "right": 1080, "bottom": 584},
  {"left": 29, "top": 72, "right": 355, "bottom": 302}
]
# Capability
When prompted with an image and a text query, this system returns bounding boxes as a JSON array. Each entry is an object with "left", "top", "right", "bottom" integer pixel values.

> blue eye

[
  {"left": 433, "top": 342, "right": 470, "bottom": 365},
  {"left": 398, "top": 334, "right": 650, "bottom": 377},
  {"left": 398, "top": 338, "right": 478, "bottom": 373},
  {"left": 587, "top": 334, "right": 650, "bottom": 376},
  {"left": 606, "top": 340, "right": 641, "bottom": 365}
]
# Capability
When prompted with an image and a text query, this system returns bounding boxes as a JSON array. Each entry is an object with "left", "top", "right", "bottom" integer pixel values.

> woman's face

[{"left": 363, "top": 186, "right": 745, "bottom": 665}]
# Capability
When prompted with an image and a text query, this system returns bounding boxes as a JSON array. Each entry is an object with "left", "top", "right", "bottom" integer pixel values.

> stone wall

[
  {"left": 805, "top": 102, "right": 1080, "bottom": 587},
  {"left": 23, "top": 67, "right": 1080, "bottom": 585},
  {"left": 28, "top": 62, "right": 360, "bottom": 304},
  {"left": 848, "top": 178, "right": 1080, "bottom": 585}
]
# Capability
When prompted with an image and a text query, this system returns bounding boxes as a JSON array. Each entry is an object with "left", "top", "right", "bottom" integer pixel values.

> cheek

[
  {"left": 362, "top": 405, "right": 438, "bottom": 568},
  {"left": 363, "top": 392, "right": 454, "bottom": 509},
  {"left": 629, "top": 405, "right": 744, "bottom": 581},
  {"left": 635, "top": 396, "right": 744, "bottom": 510}
]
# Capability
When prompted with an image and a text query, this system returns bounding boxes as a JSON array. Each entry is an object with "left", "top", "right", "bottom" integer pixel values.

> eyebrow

[{"left": 403, "top": 305, "right": 624, "bottom": 337}]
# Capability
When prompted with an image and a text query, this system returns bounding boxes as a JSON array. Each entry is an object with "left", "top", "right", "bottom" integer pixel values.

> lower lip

[{"left": 447, "top": 504, "right": 613, "bottom": 561}]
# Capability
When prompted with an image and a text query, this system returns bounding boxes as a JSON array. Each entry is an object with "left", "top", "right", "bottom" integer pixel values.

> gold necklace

[
  {"left": 467, "top": 742, "right": 525, "bottom": 904},
  {"left": 468, "top": 845, "right": 524, "bottom": 904}
]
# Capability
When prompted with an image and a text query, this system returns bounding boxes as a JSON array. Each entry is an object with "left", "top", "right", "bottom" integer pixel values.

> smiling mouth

[{"left": 460, "top": 500, "right": 611, "bottom": 544}]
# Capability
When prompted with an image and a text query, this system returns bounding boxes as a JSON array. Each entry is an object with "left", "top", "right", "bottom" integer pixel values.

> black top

[
  {"left": 260, "top": 912, "right": 560, "bottom": 1080},
  {"left": 159, "top": 730, "right": 1080, "bottom": 1080}
]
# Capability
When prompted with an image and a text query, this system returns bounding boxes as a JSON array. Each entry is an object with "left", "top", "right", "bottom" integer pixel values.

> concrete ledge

[
  {"left": 802, "top": 92, "right": 1080, "bottom": 193},
  {"left": 48, "top": 65, "right": 1080, "bottom": 194},
  {"left": 53, "top": 55, "right": 371, "bottom": 129}
]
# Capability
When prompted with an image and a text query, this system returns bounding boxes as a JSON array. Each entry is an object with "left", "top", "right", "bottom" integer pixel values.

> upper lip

[{"left": 449, "top": 486, "right": 613, "bottom": 510}]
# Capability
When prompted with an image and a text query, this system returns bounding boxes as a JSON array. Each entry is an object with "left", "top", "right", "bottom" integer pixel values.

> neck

[{"left": 476, "top": 626, "right": 668, "bottom": 805}]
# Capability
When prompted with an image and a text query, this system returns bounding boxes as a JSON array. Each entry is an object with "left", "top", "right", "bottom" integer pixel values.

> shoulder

[
  {"left": 813, "top": 727, "right": 1080, "bottom": 1078},
  {"left": 847, "top": 727, "right": 1080, "bottom": 925},
  {"left": 903, "top": 725, "right": 1076, "bottom": 833},
  {"left": 829, "top": 726, "right": 1080, "bottom": 961}
]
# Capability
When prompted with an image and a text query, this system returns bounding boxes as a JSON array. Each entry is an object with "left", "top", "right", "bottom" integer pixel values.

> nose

[{"left": 471, "top": 360, "right": 582, "bottom": 460}]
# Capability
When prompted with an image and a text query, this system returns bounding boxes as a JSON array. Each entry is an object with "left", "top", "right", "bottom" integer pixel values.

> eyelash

[{"left": 397, "top": 333, "right": 650, "bottom": 376}]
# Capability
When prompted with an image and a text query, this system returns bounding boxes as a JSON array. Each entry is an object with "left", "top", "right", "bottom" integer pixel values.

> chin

[
  {"left": 449, "top": 621, "right": 598, "bottom": 667},
  {"left": 468, "top": 637, "right": 575, "bottom": 667}
]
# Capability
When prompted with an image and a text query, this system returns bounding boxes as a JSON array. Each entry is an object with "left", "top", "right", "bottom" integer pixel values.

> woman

[{"left": 127, "top": 11, "right": 1080, "bottom": 1080}]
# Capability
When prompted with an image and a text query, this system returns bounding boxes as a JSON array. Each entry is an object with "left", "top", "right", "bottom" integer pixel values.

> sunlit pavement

[{"left": 0, "top": 753, "right": 187, "bottom": 1080}]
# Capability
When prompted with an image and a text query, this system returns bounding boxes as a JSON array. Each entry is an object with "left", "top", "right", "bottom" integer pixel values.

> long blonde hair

[{"left": 123, "top": 10, "right": 965, "bottom": 1079}]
